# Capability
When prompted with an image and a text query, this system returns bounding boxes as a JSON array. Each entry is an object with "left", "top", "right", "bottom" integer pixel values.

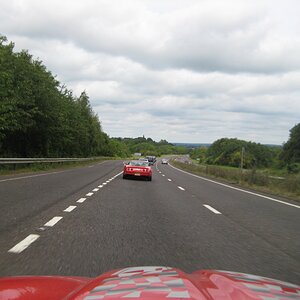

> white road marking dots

[
  {"left": 86, "top": 192, "right": 94, "bottom": 196},
  {"left": 77, "top": 198, "right": 86, "bottom": 203},
  {"left": 162, "top": 174, "right": 165, "bottom": 177},
  {"left": 93, "top": 188, "right": 99, "bottom": 192},
  {"left": 64, "top": 205, "right": 76, "bottom": 212},
  {"left": 168, "top": 179, "right": 172, "bottom": 181},
  {"left": 8, "top": 234, "right": 40, "bottom": 254},
  {"left": 44, "top": 216, "right": 63, "bottom": 227},
  {"left": 98, "top": 185, "right": 103, "bottom": 188},
  {"left": 203, "top": 205, "right": 222, "bottom": 214},
  {"left": 159, "top": 171, "right": 162, "bottom": 174},
  {"left": 169, "top": 164, "right": 300, "bottom": 209},
  {"left": 178, "top": 186, "right": 185, "bottom": 191},
  {"left": 103, "top": 183, "right": 107, "bottom": 185}
]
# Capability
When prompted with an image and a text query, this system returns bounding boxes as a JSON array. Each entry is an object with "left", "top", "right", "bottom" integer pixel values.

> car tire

[
  {"left": 123, "top": 174, "right": 127, "bottom": 179},
  {"left": 148, "top": 176, "right": 152, "bottom": 181}
]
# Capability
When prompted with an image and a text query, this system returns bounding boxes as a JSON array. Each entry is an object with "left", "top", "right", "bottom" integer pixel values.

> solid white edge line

[
  {"left": 178, "top": 186, "right": 185, "bottom": 191},
  {"left": 77, "top": 198, "right": 86, "bottom": 203},
  {"left": 169, "top": 163, "right": 300, "bottom": 209},
  {"left": 64, "top": 205, "right": 77, "bottom": 212},
  {"left": 0, "top": 170, "right": 65, "bottom": 183},
  {"left": 44, "top": 216, "right": 63, "bottom": 227},
  {"left": 92, "top": 188, "right": 99, "bottom": 192},
  {"left": 203, "top": 204, "right": 222, "bottom": 214},
  {"left": 8, "top": 234, "right": 40, "bottom": 253},
  {"left": 86, "top": 192, "right": 94, "bottom": 196}
]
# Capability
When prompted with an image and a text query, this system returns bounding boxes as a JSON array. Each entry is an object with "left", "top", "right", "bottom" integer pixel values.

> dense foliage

[
  {"left": 204, "top": 138, "right": 275, "bottom": 168},
  {"left": 0, "top": 36, "right": 112, "bottom": 157},
  {"left": 281, "top": 123, "right": 300, "bottom": 164},
  {"left": 112, "top": 136, "right": 188, "bottom": 157}
]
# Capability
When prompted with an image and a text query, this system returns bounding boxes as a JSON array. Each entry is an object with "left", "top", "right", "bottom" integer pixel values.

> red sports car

[
  {"left": 0, "top": 266, "right": 299, "bottom": 300},
  {"left": 123, "top": 160, "right": 152, "bottom": 181}
]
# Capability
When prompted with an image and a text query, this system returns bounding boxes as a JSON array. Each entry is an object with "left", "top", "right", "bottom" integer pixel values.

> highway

[{"left": 0, "top": 160, "right": 299, "bottom": 284}]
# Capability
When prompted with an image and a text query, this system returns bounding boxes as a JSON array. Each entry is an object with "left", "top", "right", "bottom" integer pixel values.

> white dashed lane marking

[
  {"left": 64, "top": 205, "right": 77, "bottom": 212},
  {"left": 162, "top": 174, "right": 165, "bottom": 177},
  {"left": 7, "top": 171, "right": 125, "bottom": 254},
  {"left": 177, "top": 186, "right": 185, "bottom": 191},
  {"left": 168, "top": 179, "right": 172, "bottom": 181},
  {"left": 203, "top": 205, "right": 222, "bottom": 214},
  {"left": 8, "top": 234, "right": 40, "bottom": 254},
  {"left": 77, "top": 198, "right": 86, "bottom": 203},
  {"left": 44, "top": 216, "right": 63, "bottom": 227}
]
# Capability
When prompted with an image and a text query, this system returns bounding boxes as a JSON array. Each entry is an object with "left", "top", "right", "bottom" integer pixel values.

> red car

[
  {"left": 0, "top": 266, "right": 299, "bottom": 300},
  {"left": 123, "top": 160, "right": 152, "bottom": 181}
]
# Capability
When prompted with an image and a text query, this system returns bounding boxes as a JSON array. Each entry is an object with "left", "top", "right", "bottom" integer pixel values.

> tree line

[
  {"left": 190, "top": 123, "right": 300, "bottom": 173},
  {"left": 0, "top": 36, "right": 113, "bottom": 157}
]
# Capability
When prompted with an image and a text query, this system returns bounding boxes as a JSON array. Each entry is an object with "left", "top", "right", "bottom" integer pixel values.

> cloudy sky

[{"left": 1, "top": 0, "right": 300, "bottom": 144}]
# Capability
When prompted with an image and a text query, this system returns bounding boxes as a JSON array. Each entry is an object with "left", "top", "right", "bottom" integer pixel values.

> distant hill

[
  {"left": 172, "top": 142, "right": 281, "bottom": 149},
  {"left": 172, "top": 143, "right": 211, "bottom": 148}
]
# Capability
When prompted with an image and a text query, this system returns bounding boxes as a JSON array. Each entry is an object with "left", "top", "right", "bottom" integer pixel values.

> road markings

[
  {"left": 159, "top": 172, "right": 162, "bottom": 174},
  {"left": 77, "top": 198, "right": 86, "bottom": 203},
  {"left": 169, "top": 164, "right": 300, "bottom": 209},
  {"left": 168, "top": 179, "right": 172, "bottom": 181},
  {"left": 203, "top": 204, "right": 222, "bottom": 214},
  {"left": 98, "top": 185, "right": 103, "bottom": 188},
  {"left": 92, "top": 188, "right": 99, "bottom": 192},
  {"left": 44, "top": 216, "right": 63, "bottom": 227},
  {"left": 86, "top": 192, "right": 94, "bottom": 196},
  {"left": 103, "top": 183, "right": 107, "bottom": 185},
  {"left": 64, "top": 205, "right": 76, "bottom": 212},
  {"left": 162, "top": 174, "right": 165, "bottom": 177},
  {"left": 0, "top": 170, "right": 66, "bottom": 183},
  {"left": 8, "top": 234, "right": 40, "bottom": 254},
  {"left": 178, "top": 186, "right": 185, "bottom": 191}
]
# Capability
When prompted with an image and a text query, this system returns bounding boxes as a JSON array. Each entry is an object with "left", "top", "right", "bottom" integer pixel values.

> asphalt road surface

[{"left": 0, "top": 159, "right": 299, "bottom": 284}]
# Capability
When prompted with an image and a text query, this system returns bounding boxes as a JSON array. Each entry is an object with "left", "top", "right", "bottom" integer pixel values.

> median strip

[
  {"left": 203, "top": 205, "right": 222, "bottom": 214},
  {"left": 8, "top": 234, "right": 40, "bottom": 254}
]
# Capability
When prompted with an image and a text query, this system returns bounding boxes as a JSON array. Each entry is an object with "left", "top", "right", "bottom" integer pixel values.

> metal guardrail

[{"left": 0, "top": 157, "right": 98, "bottom": 165}]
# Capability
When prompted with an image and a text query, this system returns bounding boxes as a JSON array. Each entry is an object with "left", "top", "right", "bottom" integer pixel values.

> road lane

[
  {"left": 0, "top": 160, "right": 122, "bottom": 233},
  {"left": 1, "top": 164, "right": 299, "bottom": 284},
  {"left": 157, "top": 161, "right": 300, "bottom": 263}
]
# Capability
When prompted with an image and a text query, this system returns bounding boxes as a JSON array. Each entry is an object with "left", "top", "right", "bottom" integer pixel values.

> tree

[{"left": 281, "top": 123, "right": 300, "bottom": 164}]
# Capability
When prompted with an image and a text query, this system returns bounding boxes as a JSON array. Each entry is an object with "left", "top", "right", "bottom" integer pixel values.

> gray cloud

[{"left": 1, "top": 0, "right": 300, "bottom": 143}]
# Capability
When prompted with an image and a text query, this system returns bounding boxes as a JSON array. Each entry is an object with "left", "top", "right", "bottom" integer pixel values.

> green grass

[{"left": 171, "top": 160, "right": 300, "bottom": 202}]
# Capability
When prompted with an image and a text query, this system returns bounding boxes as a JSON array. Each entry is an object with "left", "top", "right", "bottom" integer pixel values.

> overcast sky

[{"left": 1, "top": 0, "right": 300, "bottom": 144}]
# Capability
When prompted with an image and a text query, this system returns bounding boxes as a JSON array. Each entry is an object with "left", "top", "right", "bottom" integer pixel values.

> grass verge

[
  {"left": 0, "top": 157, "right": 116, "bottom": 176},
  {"left": 171, "top": 160, "right": 300, "bottom": 202}
]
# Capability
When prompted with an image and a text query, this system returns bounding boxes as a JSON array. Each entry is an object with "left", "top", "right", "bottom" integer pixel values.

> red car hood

[{"left": 0, "top": 266, "right": 299, "bottom": 300}]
